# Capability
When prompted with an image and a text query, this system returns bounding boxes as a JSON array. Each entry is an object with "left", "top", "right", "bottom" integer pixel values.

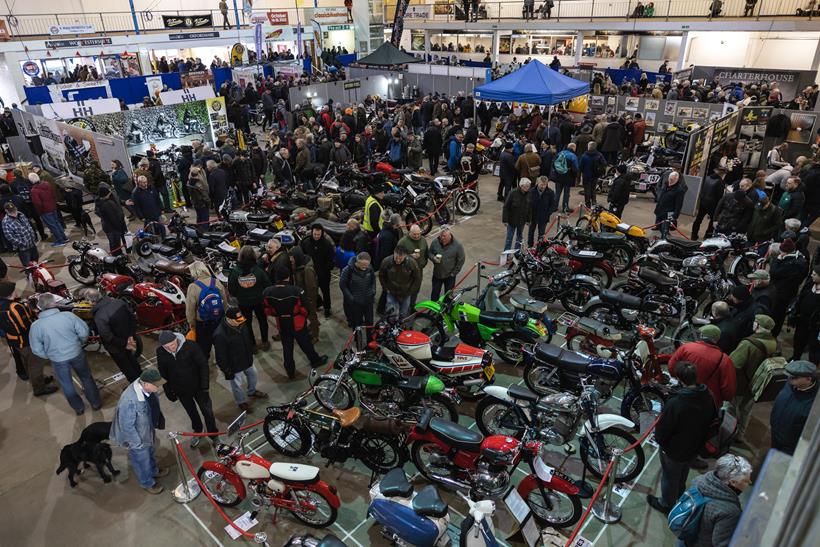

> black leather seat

[
  {"left": 427, "top": 417, "right": 484, "bottom": 451},
  {"left": 590, "top": 232, "right": 624, "bottom": 243},
  {"left": 534, "top": 343, "right": 591, "bottom": 374},
  {"left": 599, "top": 289, "right": 643, "bottom": 309},
  {"left": 569, "top": 247, "right": 605, "bottom": 261},
  {"left": 153, "top": 258, "right": 188, "bottom": 275},
  {"left": 668, "top": 237, "right": 701, "bottom": 250},
  {"left": 393, "top": 168, "right": 413, "bottom": 175},
  {"left": 318, "top": 535, "right": 349, "bottom": 547},
  {"left": 412, "top": 485, "right": 449, "bottom": 518},
  {"left": 379, "top": 468, "right": 413, "bottom": 498},
  {"left": 508, "top": 384, "right": 539, "bottom": 403},
  {"left": 478, "top": 310, "right": 518, "bottom": 326},
  {"left": 638, "top": 267, "right": 677, "bottom": 287},
  {"left": 313, "top": 218, "right": 348, "bottom": 240},
  {"left": 399, "top": 375, "right": 426, "bottom": 391},
  {"left": 431, "top": 346, "right": 455, "bottom": 362},
  {"left": 202, "top": 231, "right": 231, "bottom": 241}
]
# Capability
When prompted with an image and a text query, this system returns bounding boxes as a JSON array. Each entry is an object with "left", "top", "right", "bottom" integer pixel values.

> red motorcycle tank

[
  {"left": 397, "top": 330, "right": 433, "bottom": 361},
  {"left": 481, "top": 435, "right": 520, "bottom": 465},
  {"left": 99, "top": 273, "right": 134, "bottom": 294}
]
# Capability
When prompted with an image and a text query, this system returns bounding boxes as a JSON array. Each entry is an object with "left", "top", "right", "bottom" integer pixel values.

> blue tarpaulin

[
  {"left": 212, "top": 67, "right": 232, "bottom": 94},
  {"left": 604, "top": 68, "right": 672, "bottom": 86},
  {"left": 473, "top": 60, "right": 589, "bottom": 105},
  {"left": 336, "top": 53, "right": 357, "bottom": 66},
  {"left": 24, "top": 72, "right": 184, "bottom": 105}
]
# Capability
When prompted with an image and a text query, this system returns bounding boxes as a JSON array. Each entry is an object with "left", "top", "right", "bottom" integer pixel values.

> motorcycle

[
  {"left": 68, "top": 240, "right": 141, "bottom": 285},
  {"left": 531, "top": 239, "right": 616, "bottom": 289},
  {"left": 555, "top": 222, "right": 636, "bottom": 274},
  {"left": 474, "top": 385, "right": 645, "bottom": 483},
  {"left": 369, "top": 467, "right": 499, "bottom": 547},
  {"left": 180, "top": 118, "right": 205, "bottom": 136},
  {"left": 219, "top": 191, "right": 286, "bottom": 235},
  {"left": 408, "top": 409, "right": 583, "bottom": 527},
  {"left": 98, "top": 271, "right": 187, "bottom": 329},
  {"left": 431, "top": 170, "right": 481, "bottom": 217},
  {"left": 284, "top": 535, "right": 348, "bottom": 547},
  {"left": 576, "top": 205, "right": 650, "bottom": 253},
  {"left": 264, "top": 391, "right": 407, "bottom": 473},
  {"left": 309, "top": 349, "right": 460, "bottom": 422},
  {"left": 411, "top": 284, "right": 550, "bottom": 364},
  {"left": 381, "top": 184, "right": 435, "bottom": 236},
  {"left": 581, "top": 286, "right": 687, "bottom": 340},
  {"left": 197, "top": 413, "right": 340, "bottom": 528},
  {"left": 23, "top": 259, "right": 69, "bottom": 297}
]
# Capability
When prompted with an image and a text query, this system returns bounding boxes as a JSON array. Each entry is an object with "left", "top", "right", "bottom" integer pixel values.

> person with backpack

[
  {"left": 648, "top": 361, "right": 716, "bottom": 515},
  {"left": 550, "top": 142, "right": 579, "bottom": 213},
  {"left": 213, "top": 307, "right": 268, "bottom": 412},
  {"left": 186, "top": 261, "right": 226, "bottom": 361},
  {"left": 668, "top": 325, "right": 736, "bottom": 409},
  {"left": 667, "top": 454, "right": 752, "bottom": 546},
  {"left": 730, "top": 314, "right": 777, "bottom": 440}
]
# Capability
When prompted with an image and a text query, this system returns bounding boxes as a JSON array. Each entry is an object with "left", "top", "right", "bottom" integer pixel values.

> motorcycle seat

[
  {"left": 151, "top": 243, "right": 178, "bottom": 255},
  {"left": 202, "top": 231, "right": 231, "bottom": 241},
  {"left": 508, "top": 384, "right": 539, "bottom": 403},
  {"left": 318, "top": 535, "right": 348, "bottom": 547},
  {"left": 312, "top": 217, "right": 348, "bottom": 240},
  {"left": 268, "top": 462, "right": 320, "bottom": 484},
  {"left": 412, "top": 485, "right": 449, "bottom": 518},
  {"left": 275, "top": 203, "right": 298, "bottom": 215},
  {"left": 534, "top": 343, "right": 592, "bottom": 374},
  {"left": 332, "top": 407, "right": 361, "bottom": 428},
  {"left": 638, "top": 267, "right": 677, "bottom": 287},
  {"left": 590, "top": 232, "right": 625, "bottom": 243},
  {"left": 153, "top": 259, "right": 188, "bottom": 275},
  {"left": 668, "top": 237, "right": 701, "bottom": 250},
  {"left": 247, "top": 213, "right": 273, "bottom": 223},
  {"left": 103, "top": 255, "right": 119, "bottom": 265},
  {"left": 392, "top": 168, "right": 413, "bottom": 175},
  {"left": 599, "top": 289, "right": 643, "bottom": 309},
  {"left": 410, "top": 174, "right": 432, "bottom": 184},
  {"left": 478, "top": 310, "right": 518, "bottom": 327},
  {"left": 378, "top": 468, "right": 413, "bottom": 498},
  {"left": 568, "top": 247, "right": 605, "bottom": 261},
  {"left": 399, "top": 375, "right": 426, "bottom": 391},
  {"left": 511, "top": 294, "right": 549, "bottom": 315},
  {"left": 431, "top": 345, "right": 456, "bottom": 362},
  {"left": 577, "top": 317, "right": 621, "bottom": 340},
  {"left": 417, "top": 411, "right": 484, "bottom": 451}
]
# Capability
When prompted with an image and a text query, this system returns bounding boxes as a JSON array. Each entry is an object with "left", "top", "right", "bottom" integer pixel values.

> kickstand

[{"left": 271, "top": 505, "right": 280, "bottom": 524}]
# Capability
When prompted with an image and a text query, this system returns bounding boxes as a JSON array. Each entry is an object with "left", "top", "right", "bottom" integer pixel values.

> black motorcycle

[
  {"left": 581, "top": 287, "right": 686, "bottom": 340},
  {"left": 555, "top": 223, "right": 636, "bottom": 274},
  {"left": 68, "top": 240, "right": 142, "bottom": 285}
]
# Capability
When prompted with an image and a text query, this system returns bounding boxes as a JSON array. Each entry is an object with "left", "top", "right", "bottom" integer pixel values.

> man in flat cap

[{"left": 770, "top": 361, "right": 817, "bottom": 455}]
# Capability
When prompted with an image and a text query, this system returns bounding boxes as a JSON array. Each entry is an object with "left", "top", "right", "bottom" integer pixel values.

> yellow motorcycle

[{"left": 576, "top": 206, "right": 650, "bottom": 253}]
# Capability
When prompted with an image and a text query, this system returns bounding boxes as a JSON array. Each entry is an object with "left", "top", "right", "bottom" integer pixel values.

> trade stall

[
  {"left": 354, "top": 41, "right": 422, "bottom": 67},
  {"left": 473, "top": 59, "right": 590, "bottom": 106}
]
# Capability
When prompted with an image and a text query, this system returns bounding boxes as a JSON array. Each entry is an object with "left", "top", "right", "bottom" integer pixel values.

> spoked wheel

[
  {"left": 263, "top": 414, "right": 312, "bottom": 457},
  {"left": 475, "top": 398, "right": 526, "bottom": 437},
  {"left": 525, "top": 487, "right": 583, "bottom": 528},
  {"left": 419, "top": 394, "right": 459, "bottom": 423},
  {"left": 455, "top": 190, "right": 480, "bottom": 216},
  {"left": 560, "top": 284, "right": 596, "bottom": 314},
  {"left": 609, "top": 245, "right": 635, "bottom": 274},
  {"left": 358, "top": 433, "right": 406, "bottom": 473},
  {"left": 581, "top": 265, "right": 613, "bottom": 288},
  {"left": 436, "top": 204, "right": 452, "bottom": 225},
  {"left": 411, "top": 441, "right": 454, "bottom": 483},
  {"left": 197, "top": 467, "right": 243, "bottom": 507},
  {"left": 580, "top": 429, "right": 645, "bottom": 483},
  {"left": 493, "top": 331, "right": 537, "bottom": 364},
  {"left": 68, "top": 261, "right": 96, "bottom": 285},
  {"left": 407, "top": 210, "right": 433, "bottom": 235},
  {"left": 313, "top": 377, "right": 355, "bottom": 411},
  {"left": 566, "top": 334, "right": 602, "bottom": 356},
  {"left": 408, "top": 312, "right": 446, "bottom": 345},
  {"left": 523, "top": 361, "right": 561, "bottom": 396},
  {"left": 621, "top": 385, "right": 667, "bottom": 427},
  {"left": 288, "top": 488, "right": 338, "bottom": 528}
]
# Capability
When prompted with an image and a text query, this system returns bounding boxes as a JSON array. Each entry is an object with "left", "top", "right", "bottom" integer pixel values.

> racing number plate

[{"left": 484, "top": 363, "right": 495, "bottom": 381}]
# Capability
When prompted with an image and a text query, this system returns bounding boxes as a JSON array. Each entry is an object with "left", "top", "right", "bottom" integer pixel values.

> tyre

[
  {"left": 68, "top": 260, "right": 96, "bottom": 285},
  {"left": 436, "top": 203, "right": 452, "bottom": 225},
  {"left": 730, "top": 253, "right": 758, "bottom": 286},
  {"left": 408, "top": 311, "right": 446, "bottom": 345},
  {"left": 586, "top": 303, "right": 620, "bottom": 326},
  {"left": 455, "top": 190, "right": 480, "bottom": 216},
  {"left": 407, "top": 210, "right": 432, "bottom": 235},
  {"left": 609, "top": 244, "right": 635, "bottom": 274},
  {"left": 263, "top": 413, "right": 312, "bottom": 457},
  {"left": 313, "top": 377, "right": 355, "bottom": 411},
  {"left": 671, "top": 321, "right": 698, "bottom": 349},
  {"left": 288, "top": 488, "right": 338, "bottom": 528},
  {"left": 411, "top": 441, "right": 454, "bottom": 484},
  {"left": 559, "top": 283, "right": 596, "bottom": 314},
  {"left": 197, "top": 467, "right": 243, "bottom": 507},
  {"left": 575, "top": 217, "right": 591, "bottom": 231},
  {"left": 135, "top": 238, "right": 153, "bottom": 257},
  {"left": 580, "top": 428, "right": 645, "bottom": 483},
  {"left": 493, "top": 331, "right": 537, "bottom": 364},
  {"left": 580, "top": 265, "right": 613, "bottom": 288},
  {"left": 475, "top": 397, "right": 526, "bottom": 438},
  {"left": 621, "top": 385, "right": 667, "bottom": 427},
  {"left": 525, "top": 487, "right": 583, "bottom": 528},
  {"left": 523, "top": 361, "right": 561, "bottom": 396},
  {"left": 566, "top": 333, "right": 601, "bottom": 356},
  {"left": 426, "top": 394, "right": 460, "bottom": 423},
  {"left": 357, "top": 433, "right": 406, "bottom": 473}
]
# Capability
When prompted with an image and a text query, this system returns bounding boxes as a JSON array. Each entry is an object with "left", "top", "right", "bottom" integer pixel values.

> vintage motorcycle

[
  {"left": 67, "top": 240, "right": 141, "bottom": 285},
  {"left": 581, "top": 286, "right": 687, "bottom": 340},
  {"left": 264, "top": 391, "right": 407, "bottom": 473},
  {"left": 475, "top": 385, "right": 645, "bottom": 483},
  {"left": 23, "top": 259, "right": 70, "bottom": 297},
  {"left": 310, "top": 349, "right": 460, "bottom": 423},
  {"left": 576, "top": 205, "right": 651, "bottom": 253},
  {"left": 408, "top": 409, "right": 583, "bottom": 527},
  {"left": 98, "top": 271, "right": 187, "bottom": 329},
  {"left": 197, "top": 413, "right": 340, "bottom": 528},
  {"left": 555, "top": 223, "right": 636, "bottom": 274}
]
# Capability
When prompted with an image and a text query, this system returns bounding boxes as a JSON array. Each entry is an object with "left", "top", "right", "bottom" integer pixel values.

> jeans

[
  {"left": 229, "top": 366, "right": 258, "bottom": 405},
  {"left": 51, "top": 353, "right": 101, "bottom": 413},
  {"left": 504, "top": 224, "right": 524, "bottom": 252},
  {"left": 195, "top": 207, "right": 210, "bottom": 228},
  {"left": 17, "top": 246, "right": 39, "bottom": 267},
  {"left": 691, "top": 206, "right": 715, "bottom": 240},
  {"left": 582, "top": 178, "right": 598, "bottom": 207},
  {"left": 659, "top": 450, "right": 691, "bottom": 508},
  {"left": 280, "top": 326, "right": 322, "bottom": 377},
  {"left": 344, "top": 300, "right": 373, "bottom": 328},
  {"left": 41, "top": 211, "right": 67, "bottom": 243},
  {"left": 431, "top": 276, "right": 456, "bottom": 301},
  {"left": 555, "top": 181, "right": 572, "bottom": 210},
  {"left": 128, "top": 445, "right": 159, "bottom": 488},
  {"left": 528, "top": 218, "right": 549, "bottom": 246},
  {"left": 386, "top": 293, "right": 412, "bottom": 318},
  {"left": 177, "top": 390, "right": 219, "bottom": 434},
  {"left": 239, "top": 303, "right": 268, "bottom": 345}
]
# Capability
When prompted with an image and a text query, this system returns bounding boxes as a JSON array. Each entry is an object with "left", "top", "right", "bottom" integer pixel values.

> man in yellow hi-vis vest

[{"left": 363, "top": 188, "right": 386, "bottom": 239}]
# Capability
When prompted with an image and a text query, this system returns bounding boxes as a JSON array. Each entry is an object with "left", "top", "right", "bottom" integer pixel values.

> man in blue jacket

[
  {"left": 578, "top": 141, "right": 606, "bottom": 208},
  {"left": 447, "top": 131, "right": 464, "bottom": 172},
  {"left": 29, "top": 292, "right": 101, "bottom": 415},
  {"left": 528, "top": 176, "right": 556, "bottom": 246}
]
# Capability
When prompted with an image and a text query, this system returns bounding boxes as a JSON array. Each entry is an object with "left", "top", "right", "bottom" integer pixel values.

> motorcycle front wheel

[
  {"left": 580, "top": 428, "right": 645, "bottom": 483},
  {"left": 559, "top": 283, "right": 596, "bottom": 314},
  {"left": 356, "top": 433, "right": 406, "bottom": 473},
  {"left": 288, "top": 488, "right": 338, "bottom": 528},
  {"left": 475, "top": 397, "right": 526, "bottom": 438},
  {"left": 197, "top": 467, "right": 243, "bottom": 507},
  {"left": 406, "top": 209, "right": 433, "bottom": 236},
  {"left": 411, "top": 441, "right": 455, "bottom": 484},
  {"left": 422, "top": 394, "right": 460, "bottom": 423},
  {"left": 263, "top": 413, "right": 313, "bottom": 457},
  {"left": 455, "top": 190, "right": 481, "bottom": 216},
  {"left": 68, "top": 260, "right": 96, "bottom": 285},
  {"left": 525, "top": 487, "right": 583, "bottom": 528},
  {"left": 580, "top": 265, "right": 613, "bottom": 289},
  {"left": 609, "top": 244, "right": 635, "bottom": 274},
  {"left": 621, "top": 385, "right": 667, "bottom": 427},
  {"left": 313, "top": 377, "right": 355, "bottom": 411}
]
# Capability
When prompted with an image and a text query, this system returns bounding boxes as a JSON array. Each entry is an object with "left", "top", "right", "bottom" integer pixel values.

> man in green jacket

[
  {"left": 379, "top": 246, "right": 421, "bottom": 318},
  {"left": 228, "top": 246, "right": 272, "bottom": 351},
  {"left": 397, "top": 224, "right": 429, "bottom": 308},
  {"left": 746, "top": 195, "right": 783, "bottom": 244},
  {"left": 730, "top": 314, "right": 778, "bottom": 439}
]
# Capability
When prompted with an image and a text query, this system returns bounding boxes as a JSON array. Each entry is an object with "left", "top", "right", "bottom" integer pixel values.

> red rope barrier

[{"left": 178, "top": 418, "right": 266, "bottom": 438}]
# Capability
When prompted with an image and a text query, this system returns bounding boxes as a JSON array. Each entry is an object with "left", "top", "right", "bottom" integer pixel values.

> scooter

[
  {"left": 369, "top": 467, "right": 499, "bottom": 547},
  {"left": 197, "top": 413, "right": 341, "bottom": 528}
]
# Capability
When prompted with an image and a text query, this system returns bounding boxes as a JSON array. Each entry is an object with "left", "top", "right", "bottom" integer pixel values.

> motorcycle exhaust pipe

[
  {"left": 462, "top": 378, "right": 484, "bottom": 386},
  {"left": 427, "top": 473, "right": 472, "bottom": 493}
]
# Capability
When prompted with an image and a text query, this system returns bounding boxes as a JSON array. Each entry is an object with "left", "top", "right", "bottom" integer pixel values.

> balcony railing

[{"left": 389, "top": 0, "right": 814, "bottom": 23}]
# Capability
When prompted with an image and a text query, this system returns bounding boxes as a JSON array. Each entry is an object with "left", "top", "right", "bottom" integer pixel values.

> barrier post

[
  {"left": 169, "top": 432, "right": 201, "bottom": 503},
  {"left": 591, "top": 448, "right": 623, "bottom": 524},
  {"left": 254, "top": 532, "right": 270, "bottom": 546}
]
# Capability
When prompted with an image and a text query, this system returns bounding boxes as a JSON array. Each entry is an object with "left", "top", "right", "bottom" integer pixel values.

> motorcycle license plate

[
  {"left": 229, "top": 240, "right": 241, "bottom": 249},
  {"left": 484, "top": 363, "right": 495, "bottom": 381},
  {"left": 637, "top": 183, "right": 647, "bottom": 191},
  {"left": 274, "top": 219, "right": 285, "bottom": 230}
]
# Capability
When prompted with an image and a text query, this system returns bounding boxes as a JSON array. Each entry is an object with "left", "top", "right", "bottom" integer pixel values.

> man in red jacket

[
  {"left": 668, "top": 324, "right": 736, "bottom": 408},
  {"left": 29, "top": 173, "right": 67, "bottom": 246}
]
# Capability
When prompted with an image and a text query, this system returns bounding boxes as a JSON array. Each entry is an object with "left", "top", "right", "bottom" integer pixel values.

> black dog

[
  {"left": 80, "top": 210, "right": 96, "bottom": 237},
  {"left": 57, "top": 430, "right": 119, "bottom": 488},
  {"left": 79, "top": 421, "right": 111, "bottom": 444}
]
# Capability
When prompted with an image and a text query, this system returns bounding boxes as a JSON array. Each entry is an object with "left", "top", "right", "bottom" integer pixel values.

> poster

[
  {"left": 787, "top": 112, "right": 816, "bottom": 144},
  {"left": 685, "top": 125, "right": 714, "bottom": 178},
  {"left": 645, "top": 112, "right": 656, "bottom": 127},
  {"left": 40, "top": 98, "right": 121, "bottom": 120},
  {"left": 624, "top": 97, "right": 640, "bottom": 111},
  {"left": 35, "top": 116, "right": 69, "bottom": 175},
  {"left": 231, "top": 43, "right": 246, "bottom": 66},
  {"left": 738, "top": 106, "right": 772, "bottom": 139},
  {"left": 160, "top": 85, "right": 216, "bottom": 105},
  {"left": 676, "top": 106, "right": 692, "bottom": 118},
  {"left": 663, "top": 101, "right": 676, "bottom": 116},
  {"left": 206, "top": 97, "right": 229, "bottom": 140},
  {"left": 644, "top": 99, "right": 659, "bottom": 110},
  {"left": 180, "top": 70, "right": 214, "bottom": 88},
  {"left": 707, "top": 111, "right": 740, "bottom": 172},
  {"left": 145, "top": 76, "right": 163, "bottom": 102}
]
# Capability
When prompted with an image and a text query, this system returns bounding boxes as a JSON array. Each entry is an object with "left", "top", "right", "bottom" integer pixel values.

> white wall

[
  {"left": 686, "top": 31, "right": 820, "bottom": 71},
  {"left": 2, "top": 0, "right": 343, "bottom": 16}
]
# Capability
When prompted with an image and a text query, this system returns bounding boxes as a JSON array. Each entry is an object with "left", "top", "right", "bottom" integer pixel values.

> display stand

[
  {"left": 169, "top": 431, "right": 201, "bottom": 503},
  {"left": 591, "top": 448, "right": 623, "bottom": 524}
]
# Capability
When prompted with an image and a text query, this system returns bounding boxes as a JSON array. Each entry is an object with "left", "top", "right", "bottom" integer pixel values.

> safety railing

[{"left": 391, "top": 0, "right": 811, "bottom": 23}]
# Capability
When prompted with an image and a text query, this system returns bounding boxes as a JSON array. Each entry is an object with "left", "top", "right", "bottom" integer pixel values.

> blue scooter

[{"left": 368, "top": 468, "right": 499, "bottom": 547}]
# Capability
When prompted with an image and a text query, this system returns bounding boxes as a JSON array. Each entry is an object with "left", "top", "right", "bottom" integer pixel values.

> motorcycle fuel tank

[
  {"left": 586, "top": 358, "right": 623, "bottom": 381},
  {"left": 397, "top": 330, "right": 433, "bottom": 361},
  {"left": 350, "top": 361, "right": 403, "bottom": 386},
  {"left": 235, "top": 460, "right": 269, "bottom": 480},
  {"left": 369, "top": 498, "right": 441, "bottom": 547},
  {"left": 481, "top": 435, "right": 520, "bottom": 465}
]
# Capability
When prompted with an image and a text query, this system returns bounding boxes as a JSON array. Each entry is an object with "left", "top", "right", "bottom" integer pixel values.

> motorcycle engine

[
  {"left": 534, "top": 396, "right": 579, "bottom": 445},
  {"left": 471, "top": 461, "right": 510, "bottom": 498},
  {"left": 360, "top": 385, "right": 404, "bottom": 418}
]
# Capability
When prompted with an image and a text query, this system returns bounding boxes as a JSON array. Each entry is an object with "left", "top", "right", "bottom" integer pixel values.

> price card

[
  {"left": 504, "top": 487, "right": 531, "bottom": 524},
  {"left": 521, "top": 515, "right": 541, "bottom": 547},
  {"left": 533, "top": 456, "right": 555, "bottom": 482},
  {"left": 224, "top": 511, "right": 258, "bottom": 540}
]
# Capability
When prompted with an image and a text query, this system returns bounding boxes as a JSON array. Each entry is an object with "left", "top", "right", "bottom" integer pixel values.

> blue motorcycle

[{"left": 368, "top": 468, "right": 499, "bottom": 547}]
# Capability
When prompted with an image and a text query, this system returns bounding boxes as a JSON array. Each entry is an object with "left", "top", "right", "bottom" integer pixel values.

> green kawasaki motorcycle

[
  {"left": 310, "top": 350, "right": 460, "bottom": 422},
  {"left": 411, "top": 285, "right": 552, "bottom": 364}
]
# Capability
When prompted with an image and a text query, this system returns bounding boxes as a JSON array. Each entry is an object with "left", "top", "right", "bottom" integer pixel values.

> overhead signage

[
  {"left": 22, "top": 61, "right": 41, "bottom": 77},
  {"left": 49, "top": 24, "right": 95, "bottom": 35},
  {"left": 169, "top": 31, "right": 220, "bottom": 41},
  {"left": 326, "top": 24, "right": 351, "bottom": 31},
  {"left": 162, "top": 14, "right": 213, "bottom": 29},
  {"left": 45, "top": 37, "right": 112, "bottom": 48},
  {"left": 343, "top": 80, "right": 361, "bottom": 90},
  {"left": 40, "top": 98, "right": 121, "bottom": 120},
  {"left": 267, "top": 11, "right": 289, "bottom": 25},
  {"left": 405, "top": 5, "right": 431, "bottom": 19},
  {"left": 159, "top": 85, "right": 216, "bottom": 105},
  {"left": 311, "top": 7, "right": 349, "bottom": 24},
  {"left": 250, "top": 12, "right": 268, "bottom": 24},
  {"left": 255, "top": 23, "right": 263, "bottom": 58}
]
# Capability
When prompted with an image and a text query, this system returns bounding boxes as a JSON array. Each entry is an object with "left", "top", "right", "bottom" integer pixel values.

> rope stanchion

[
  {"left": 169, "top": 431, "right": 201, "bottom": 503},
  {"left": 564, "top": 459, "right": 614, "bottom": 547}
]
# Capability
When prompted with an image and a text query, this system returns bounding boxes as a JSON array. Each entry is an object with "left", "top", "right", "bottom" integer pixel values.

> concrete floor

[{"left": 0, "top": 172, "right": 779, "bottom": 546}]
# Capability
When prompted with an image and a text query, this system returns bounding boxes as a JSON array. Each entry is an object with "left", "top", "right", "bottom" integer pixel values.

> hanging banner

[
  {"left": 267, "top": 11, "right": 289, "bottom": 25},
  {"left": 40, "top": 98, "right": 121, "bottom": 120},
  {"left": 162, "top": 14, "right": 213, "bottom": 29},
  {"left": 255, "top": 23, "right": 263, "bottom": 57},
  {"left": 311, "top": 7, "right": 349, "bottom": 24},
  {"left": 206, "top": 97, "right": 229, "bottom": 140},
  {"left": 685, "top": 125, "right": 714, "bottom": 178},
  {"left": 49, "top": 24, "right": 95, "bottom": 35},
  {"left": 232, "top": 66, "right": 261, "bottom": 87},
  {"left": 311, "top": 20, "right": 323, "bottom": 57},
  {"left": 243, "top": 0, "right": 253, "bottom": 18},
  {"left": 145, "top": 76, "right": 163, "bottom": 101},
  {"left": 159, "top": 85, "right": 216, "bottom": 105},
  {"left": 180, "top": 70, "right": 214, "bottom": 88},
  {"left": 391, "top": 0, "right": 411, "bottom": 46},
  {"left": 45, "top": 37, "right": 112, "bottom": 48},
  {"left": 405, "top": 5, "right": 432, "bottom": 19},
  {"left": 250, "top": 12, "right": 268, "bottom": 24},
  {"left": 231, "top": 43, "right": 246, "bottom": 66},
  {"left": 169, "top": 31, "right": 220, "bottom": 41}
]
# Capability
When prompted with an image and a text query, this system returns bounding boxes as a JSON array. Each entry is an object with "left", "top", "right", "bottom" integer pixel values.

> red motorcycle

[
  {"left": 197, "top": 417, "right": 340, "bottom": 528},
  {"left": 408, "top": 409, "right": 583, "bottom": 528},
  {"left": 99, "top": 271, "right": 186, "bottom": 329},
  {"left": 23, "top": 259, "right": 69, "bottom": 297}
]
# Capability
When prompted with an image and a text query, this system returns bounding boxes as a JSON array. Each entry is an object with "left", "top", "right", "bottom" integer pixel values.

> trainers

[
  {"left": 249, "top": 390, "right": 268, "bottom": 399},
  {"left": 51, "top": 241, "right": 67, "bottom": 247},
  {"left": 143, "top": 484, "right": 164, "bottom": 495},
  {"left": 646, "top": 495, "right": 671, "bottom": 515},
  {"left": 154, "top": 467, "right": 170, "bottom": 478},
  {"left": 190, "top": 436, "right": 202, "bottom": 449},
  {"left": 310, "top": 355, "right": 329, "bottom": 368},
  {"left": 33, "top": 385, "right": 58, "bottom": 396},
  {"left": 238, "top": 402, "right": 252, "bottom": 412}
]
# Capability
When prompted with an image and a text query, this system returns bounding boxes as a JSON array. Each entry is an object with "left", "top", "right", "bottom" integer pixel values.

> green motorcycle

[
  {"left": 310, "top": 350, "right": 460, "bottom": 423},
  {"left": 411, "top": 284, "right": 552, "bottom": 364}
]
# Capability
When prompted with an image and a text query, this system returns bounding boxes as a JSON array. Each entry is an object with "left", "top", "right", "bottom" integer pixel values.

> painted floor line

[
  {"left": 182, "top": 502, "right": 226, "bottom": 547},
  {"left": 341, "top": 516, "right": 372, "bottom": 542}
]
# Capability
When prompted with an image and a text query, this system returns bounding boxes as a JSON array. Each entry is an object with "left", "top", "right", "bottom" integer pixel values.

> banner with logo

[
  {"left": 405, "top": 5, "right": 431, "bottom": 19},
  {"left": 40, "top": 98, "right": 121, "bottom": 120},
  {"left": 35, "top": 116, "right": 69, "bottom": 175},
  {"left": 691, "top": 66, "right": 814, "bottom": 101},
  {"left": 231, "top": 43, "right": 246, "bottom": 66},
  {"left": 232, "top": 66, "right": 261, "bottom": 88},
  {"left": 145, "top": 76, "right": 163, "bottom": 101},
  {"left": 206, "top": 97, "right": 229, "bottom": 140},
  {"left": 391, "top": 0, "right": 411, "bottom": 46},
  {"left": 45, "top": 80, "right": 112, "bottom": 103},
  {"left": 255, "top": 23, "right": 263, "bottom": 56},
  {"left": 180, "top": 70, "right": 214, "bottom": 88},
  {"left": 49, "top": 24, "right": 95, "bottom": 35},
  {"left": 311, "top": 20, "right": 323, "bottom": 57},
  {"left": 162, "top": 14, "right": 213, "bottom": 29},
  {"left": 159, "top": 85, "right": 216, "bottom": 106},
  {"left": 311, "top": 7, "right": 349, "bottom": 24},
  {"left": 250, "top": 12, "right": 268, "bottom": 24},
  {"left": 267, "top": 11, "right": 289, "bottom": 25}
]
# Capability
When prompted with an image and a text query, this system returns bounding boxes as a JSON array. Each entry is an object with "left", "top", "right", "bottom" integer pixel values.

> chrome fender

[
  {"left": 584, "top": 413, "right": 635, "bottom": 433},
  {"left": 568, "top": 273, "right": 600, "bottom": 287},
  {"left": 581, "top": 295, "right": 603, "bottom": 312}
]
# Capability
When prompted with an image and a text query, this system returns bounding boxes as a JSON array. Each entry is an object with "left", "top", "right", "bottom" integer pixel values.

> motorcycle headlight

[{"left": 682, "top": 255, "right": 708, "bottom": 269}]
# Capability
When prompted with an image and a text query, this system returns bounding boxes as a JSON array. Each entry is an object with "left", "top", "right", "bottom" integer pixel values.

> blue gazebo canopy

[{"left": 474, "top": 60, "right": 590, "bottom": 105}]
